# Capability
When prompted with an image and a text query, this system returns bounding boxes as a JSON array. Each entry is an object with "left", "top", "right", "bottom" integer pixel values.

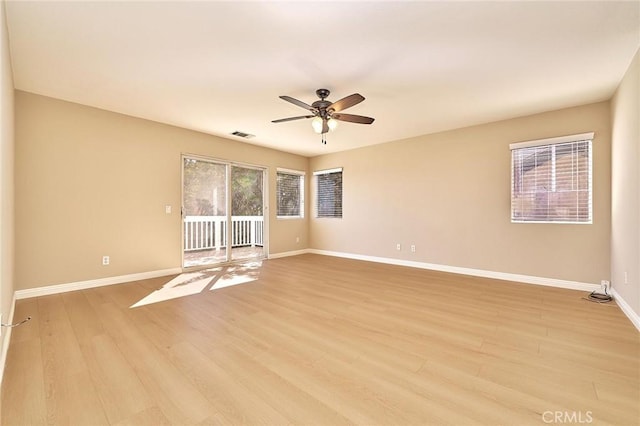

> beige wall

[
  {"left": 310, "top": 102, "right": 611, "bottom": 285},
  {"left": 1, "top": 0, "right": 15, "bottom": 379},
  {"left": 611, "top": 49, "right": 640, "bottom": 317},
  {"left": 15, "top": 91, "right": 309, "bottom": 290},
  {"left": 11, "top": 66, "right": 631, "bottom": 296}
]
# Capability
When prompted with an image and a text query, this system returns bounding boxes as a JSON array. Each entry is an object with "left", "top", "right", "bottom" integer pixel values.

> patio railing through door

[{"left": 183, "top": 216, "right": 264, "bottom": 252}]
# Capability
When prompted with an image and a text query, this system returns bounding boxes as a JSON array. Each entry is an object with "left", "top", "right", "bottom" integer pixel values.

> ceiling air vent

[{"left": 231, "top": 131, "right": 255, "bottom": 139}]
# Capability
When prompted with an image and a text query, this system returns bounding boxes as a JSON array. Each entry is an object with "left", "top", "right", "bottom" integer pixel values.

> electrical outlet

[
  {"left": 296, "top": 236, "right": 300, "bottom": 243},
  {"left": 102, "top": 256, "right": 110, "bottom": 265},
  {"left": 396, "top": 243, "right": 401, "bottom": 251},
  {"left": 624, "top": 271, "right": 629, "bottom": 284},
  {"left": 600, "top": 280, "right": 610, "bottom": 293},
  {"left": 411, "top": 245, "right": 416, "bottom": 253}
]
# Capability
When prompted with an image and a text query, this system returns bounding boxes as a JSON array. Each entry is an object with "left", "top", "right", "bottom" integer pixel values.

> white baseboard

[
  {"left": 307, "top": 249, "right": 600, "bottom": 292},
  {"left": 23, "top": 252, "right": 597, "bottom": 300},
  {"left": 10, "top": 249, "right": 607, "bottom": 307},
  {"left": 14, "top": 268, "right": 182, "bottom": 300},
  {"left": 611, "top": 288, "right": 640, "bottom": 332},
  {"left": 268, "top": 249, "right": 311, "bottom": 259},
  {"left": 0, "top": 292, "right": 17, "bottom": 387}
]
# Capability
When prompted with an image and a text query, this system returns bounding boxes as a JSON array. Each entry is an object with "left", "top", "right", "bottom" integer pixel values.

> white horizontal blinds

[
  {"left": 314, "top": 168, "right": 343, "bottom": 218},
  {"left": 276, "top": 169, "right": 304, "bottom": 217},
  {"left": 511, "top": 133, "right": 593, "bottom": 223}
]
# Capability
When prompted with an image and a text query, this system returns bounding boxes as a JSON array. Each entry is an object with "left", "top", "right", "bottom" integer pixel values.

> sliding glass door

[
  {"left": 229, "top": 165, "right": 265, "bottom": 262},
  {"left": 182, "top": 156, "right": 266, "bottom": 268}
]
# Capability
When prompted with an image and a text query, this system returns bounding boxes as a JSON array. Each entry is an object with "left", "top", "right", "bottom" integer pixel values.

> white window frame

[
  {"left": 276, "top": 167, "right": 305, "bottom": 219},
  {"left": 510, "top": 132, "right": 593, "bottom": 224},
  {"left": 314, "top": 167, "right": 343, "bottom": 219}
]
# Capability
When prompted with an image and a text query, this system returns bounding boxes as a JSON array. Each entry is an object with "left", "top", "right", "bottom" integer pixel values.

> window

[
  {"left": 314, "top": 167, "right": 343, "bottom": 218},
  {"left": 510, "top": 132, "right": 593, "bottom": 223},
  {"left": 276, "top": 168, "right": 304, "bottom": 218}
]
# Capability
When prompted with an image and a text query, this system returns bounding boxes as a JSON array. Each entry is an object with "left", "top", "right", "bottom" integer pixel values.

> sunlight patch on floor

[
  {"left": 130, "top": 262, "right": 261, "bottom": 308},
  {"left": 211, "top": 262, "right": 261, "bottom": 290}
]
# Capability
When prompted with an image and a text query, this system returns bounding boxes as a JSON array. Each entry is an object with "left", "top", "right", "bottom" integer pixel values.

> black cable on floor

[{"left": 583, "top": 290, "right": 613, "bottom": 304}]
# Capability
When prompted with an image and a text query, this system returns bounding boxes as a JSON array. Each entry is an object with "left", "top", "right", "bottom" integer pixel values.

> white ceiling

[{"left": 5, "top": 1, "right": 640, "bottom": 157}]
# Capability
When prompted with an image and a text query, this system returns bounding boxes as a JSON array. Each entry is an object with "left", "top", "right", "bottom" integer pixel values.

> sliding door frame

[{"left": 181, "top": 153, "right": 269, "bottom": 271}]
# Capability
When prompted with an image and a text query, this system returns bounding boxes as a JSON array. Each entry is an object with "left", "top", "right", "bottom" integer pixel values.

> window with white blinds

[
  {"left": 276, "top": 168, "right": 304, "bottom": 218},
  {"left": 510, "top": 132, "right": 593, "bottom": 224},
  {"left": 314, "top": 168, "right": 343, "bottom": 218}
]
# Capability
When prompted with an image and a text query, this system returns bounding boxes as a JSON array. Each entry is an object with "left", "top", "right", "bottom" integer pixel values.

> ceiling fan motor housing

[
  {"left": 312, "top": 89, "right": 333, "bottom": 118},
  {"left": 312, "top": 101, "right": 332, "bottom": 118}
]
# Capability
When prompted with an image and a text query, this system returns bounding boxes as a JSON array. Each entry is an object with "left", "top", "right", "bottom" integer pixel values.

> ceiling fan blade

[
  {"left": 332, "top": 113, "right": 375, "bottom": 124},
  {"left": 279, "top": 95, "right": 315, "bottom": 112},
  {"left": 329, "top": 93, "right": 364, "bottom": 112},
  {"left": 272, "top": 115, "right": 315, "bottom": 123}
]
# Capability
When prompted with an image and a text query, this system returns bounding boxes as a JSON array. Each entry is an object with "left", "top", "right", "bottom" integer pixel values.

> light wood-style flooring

[{"left": 2, "top": 254, "right": 639, "bottom": 425}]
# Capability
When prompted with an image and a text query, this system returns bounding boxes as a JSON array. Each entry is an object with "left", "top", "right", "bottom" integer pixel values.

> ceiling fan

[{"left": 272, "top": 88, "right": 375, "bottom": 144}]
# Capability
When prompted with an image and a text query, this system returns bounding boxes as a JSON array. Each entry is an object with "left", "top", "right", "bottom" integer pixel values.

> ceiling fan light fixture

[
  {"left": 311, "top": 116, "right": 323, "bottom": 133},
  {"left": 327, "top": 118, "right": 338, "bottom": 131}
]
